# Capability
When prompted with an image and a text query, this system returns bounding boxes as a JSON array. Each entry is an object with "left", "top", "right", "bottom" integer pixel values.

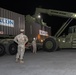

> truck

[
  {"left": 32, "top": 8, "right": 76, "bottom": 52},
  {"left": 0, "top": 7, "right": 25, "bottom": 56},
  {"left": 0, "top": 7, "right": 51, "bottom": 56}
]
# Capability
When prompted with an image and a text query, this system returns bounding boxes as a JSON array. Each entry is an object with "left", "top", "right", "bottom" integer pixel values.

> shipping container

[
  {"left": 0, "top": 7, "right": 25, "bottom": 36},
  {"left": 25, "top": 22, "right": 41, "bottom": 42}
]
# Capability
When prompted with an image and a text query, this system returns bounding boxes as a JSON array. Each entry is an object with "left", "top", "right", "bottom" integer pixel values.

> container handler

[{"left": 33, "top": 8, "right": 76, "bottom": 52}]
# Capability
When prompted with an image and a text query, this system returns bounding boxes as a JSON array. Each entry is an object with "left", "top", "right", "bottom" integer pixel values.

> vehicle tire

[
  {"left": 8, "top": 42, "right": 17, "bottom": 55},
  {"left": 43, "top": 37, "right": 58, "bottom": 52},
  {"left": 0, "top": 44, "right": 5, "bottom": 56}
]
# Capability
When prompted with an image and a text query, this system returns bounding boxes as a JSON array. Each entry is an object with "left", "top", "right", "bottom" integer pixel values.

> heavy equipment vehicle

[{"left": 30, "top": 8, "right": 76, "bottom": 52}]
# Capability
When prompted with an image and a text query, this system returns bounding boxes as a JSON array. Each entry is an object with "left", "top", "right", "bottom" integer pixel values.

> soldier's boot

[
  {"left": 20, "top": 59, "right": 24, "bottom": 64},
  {"left": 16, "top": 58, "right": 19, "bottom": 63}
]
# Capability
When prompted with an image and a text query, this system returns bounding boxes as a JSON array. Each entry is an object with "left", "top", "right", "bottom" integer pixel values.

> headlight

[
  {"left": 41, "top": 39, "right": 43, "bottom": 42},
  {"left": 63, "top": 40, "right": 65, "bottom": 42}
]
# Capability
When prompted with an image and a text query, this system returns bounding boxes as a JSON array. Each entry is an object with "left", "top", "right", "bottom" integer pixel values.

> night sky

[{"left": 0, "top": 0, "right": 76, "bottom": 35}]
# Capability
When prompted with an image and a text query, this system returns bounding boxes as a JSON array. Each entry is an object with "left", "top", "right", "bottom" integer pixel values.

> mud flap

[{"left": 0, "top": 44, "right": 5, "bottom": 56}]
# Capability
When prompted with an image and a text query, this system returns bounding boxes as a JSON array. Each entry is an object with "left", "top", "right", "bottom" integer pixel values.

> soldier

[
  {"left": 14, "top": 29, "right": 28, "bottom": 63},
  {"left": 32, "top": 38, "right": 37, "bottom": 54}
]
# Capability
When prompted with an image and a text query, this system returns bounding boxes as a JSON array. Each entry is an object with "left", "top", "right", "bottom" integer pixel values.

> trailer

[{"left": 0, "top": 7, "right": 25, "bottom": 56}]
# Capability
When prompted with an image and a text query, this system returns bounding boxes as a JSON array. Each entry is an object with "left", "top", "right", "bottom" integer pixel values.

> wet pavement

[{"left": 0, "top": 49, "right": 76, "bottom": 75}]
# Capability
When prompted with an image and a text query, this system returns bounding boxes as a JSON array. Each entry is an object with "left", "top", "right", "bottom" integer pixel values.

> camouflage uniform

[
  {"left": 14, "top": 31, "right": 28, "bottom": 63},
  {"left": 32, "top": 38, "right": 37, "bottom": 53}
]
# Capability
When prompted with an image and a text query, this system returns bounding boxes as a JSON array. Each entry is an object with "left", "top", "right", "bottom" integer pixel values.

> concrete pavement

[{"left": 0, "top": 49, "right": 76, "bottom": 75}]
